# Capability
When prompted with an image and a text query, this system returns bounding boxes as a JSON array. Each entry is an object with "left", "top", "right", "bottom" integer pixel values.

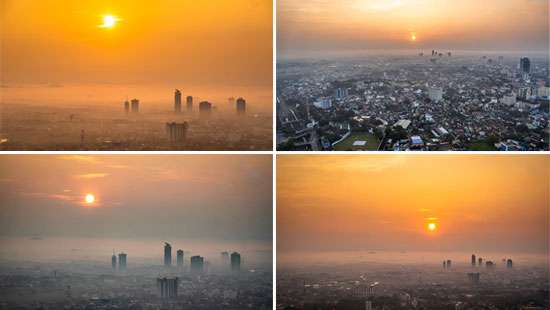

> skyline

[
  {"left": 278, "top": 155, "right": 549, "bottom": 254},
  {"left": 278, "top": 0, "right": 549, "bottom": 58}
]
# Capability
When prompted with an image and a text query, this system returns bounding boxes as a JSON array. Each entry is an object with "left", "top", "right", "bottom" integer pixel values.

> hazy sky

[
  {"left": 0, "top": 155, "right": 272, "bottom": 242},
  {"left": 1, "top": 0, "right": 272, "bottom": 87},
  {"left": 278, "top": 155, "right": 549, "bottom": 254},
  {"left": 278, "top": 0, "right": 549, "bottom": 56}
]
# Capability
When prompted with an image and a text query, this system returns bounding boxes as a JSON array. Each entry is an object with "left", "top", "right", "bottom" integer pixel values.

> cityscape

[
  {"left": 276, "top": 0, "right": 549, "bottom": 151},
  {"left": 277, "top": 53, "right": 549, "bottom": 151},
  {"left": 0, "top": 0, "right": 273, "bottom": 151},
  {"left": 277, "top": 155, "right": 549, "bottom": 309},
  {"left": 0, "top": 155, "right": 273, "bottom": 309}
]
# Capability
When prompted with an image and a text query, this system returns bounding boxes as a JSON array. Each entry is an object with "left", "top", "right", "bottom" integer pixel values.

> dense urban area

[{"left": 277, "top": 53, "right": 549, "bottom": 151}]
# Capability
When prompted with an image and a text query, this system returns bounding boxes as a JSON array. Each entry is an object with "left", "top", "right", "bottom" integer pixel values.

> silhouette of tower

[
  {"left": 186, "top": 96, "right": 193, "bottom": 111},
  {"left": 471, "top": 254, "right": 476, "bottom": 267},
  {"left": 131, "top": 99, "right": 140, "bottom": 113},
  {"left": 174, "top": 89, "right": 182, "bottom": 113},
  {"left": 231, "top": 252, "right": 241, "bottom": 272},
  {"left": 177, "top": 249, "right": 184, "bottom": 268},
  {"left": 190, "top": 255, "right": 204, "bottom": 273},
  {"left": 118, "top": 253, "right": 127, "bottom": 271},
  {"left": 164, "top": 242, "right": 172, "bottom": 267},
  {"left": 111, "top": 250, "right": 117, "bottom": 270},
  {"left": 236, "top": 97, "right": 246, "bottom": 115}
]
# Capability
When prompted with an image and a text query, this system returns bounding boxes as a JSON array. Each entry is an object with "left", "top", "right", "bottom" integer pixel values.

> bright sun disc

[
  {"left": 411, "top": 34, "right": 417, "bottom": 41},
  {"left": 85, "top": 194, "right": 95, "bottom": 204},
  {"left": 100, "top": 15, "right": 118, "bottom": 28},
  {"left": 428, "top": 223, "right": 437, "bottom": 231}
]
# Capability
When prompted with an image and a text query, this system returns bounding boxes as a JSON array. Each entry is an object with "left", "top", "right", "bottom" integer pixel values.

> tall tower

[
  {"left": 124, "top": 99, "right": 130, "bottom": 113},
  {"left": 471, "top": 254, "right": 476, "bottom": 267},
  {"left": 186, "top": 96, "right": 193, "bottom": 111},
  {"left": 174, "top": 89, "right": 182, "bottom": 113},
  {"left": 520, "top": 57, "right": 531, "bottom": 74},
  {"left": 176, "top": 249, "right": 184, "bottom": 268},
  {"left": 236, "top": 97, "right": 246, "bottom": 115},
  {"left": 111, "top": 251, "right": 117, "bottom": 270},
  {"left": 190, "top": 255, "right": 204, "bottom": 273},
  {"left": 164, "top": 242, "right": 172, "bottom": 267},
  {"left": 131, "top": 99, "right": 140, "bottom": 113},
  {"left": 118, "top": 253, "right": 127, "bottom": 271},
  {"left": 230, "top": 252, "right": 241, "bottom": 272}
]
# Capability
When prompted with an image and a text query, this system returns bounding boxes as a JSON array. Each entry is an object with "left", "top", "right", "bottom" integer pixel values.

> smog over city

[
  {"left": 0, "top": 155, "right": 273, "bottom": 309},
  {"left": 276, "top": 0, "right": 549, "bottom": 151},
  {"left": 1, "top": 0, "right": 273, "bottom": 150},
  {"left": 277, "top": 155, "right": 549, "bottom": 309}
]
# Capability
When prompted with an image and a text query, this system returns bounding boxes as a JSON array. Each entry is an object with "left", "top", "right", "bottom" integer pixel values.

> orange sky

[
  {"left": 1, "top": 0, "right": 272, "bottom": 87},
  {"left": 277, "top": 155, "right": 549, "bottom": 254},
  {"left": 278, "top": 0, "right": 549, "bottom": 56}
]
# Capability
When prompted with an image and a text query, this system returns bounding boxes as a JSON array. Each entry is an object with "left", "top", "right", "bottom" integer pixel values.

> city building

[
  {"left": 478, "top": 257, "right": 483, "bottom": 266},
  {"left": 236, "top": 97, "right": 246, "bottom": 114},
  {"left": 365, "top": 300, "right": 373, "bottom": 310},
  {"left": 335, "top": 88, "right": 349, "bottom": 99},
  {"left": 230, "top": 252, "right": 241, "bottom": 272},
  {"left": 124, "top": 99, "right": 130, "bottom": 113},
  {"left": 157, "top": 277, "right": 178, "bottom": 299},
  {"left": 176, "top": 249, "right": 184, "bottom": 268},
  {"left": 174, "top": 89, "right": 182, "bottom": 113},
  {"left": 471, "top": 254, "right": 476, "bottom": 267},
  {"left": 111, "top": 252, "right": 117, "bottom": 270},
  {"left": 520, "top": 57, "right": 531, "bottom": 74},
  {"left": 118, "top": 253, "right": 127, "bottom": 271},
  {"left": 446, "top": 259, "right": 452, "bottom": 268},
  {"left": 164, "top": 243, "right": 172, "bottom": 267},
  {"left": 190, "top": 255, "right": 204, "bottom": 273},
  {"left": 186, "top": 95, "right": 193, "bottom": 111},
  {"left": 199, "top": 101, "right": 212, "bottom": 115},
  {"left": 313, "top": 97, "right": 332, "bottom": 109},
  {"left": 221, "top": 251, "right": 229, "bottom": 265},
  {"left": 506, "top": 259, "right": 513, "bottom": 269},
  {"left": 130, "top": 99, "right": 140, "bottom": 113},
  {"left": 467, "top": 272, "right": 480, "bottom": 284},
  {"left": 165, "top": 122, "right": 188, "bottom": 143},
  {"left": 501, "top": 93, "right": 517, "bottom": 106}
]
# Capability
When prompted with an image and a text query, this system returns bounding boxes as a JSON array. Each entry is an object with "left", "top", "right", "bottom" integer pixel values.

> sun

[
  {"left": 99, "top": 15, "right": 119, "bottom": 28},
  {"left": 411, "top": 34, "right": 417, "bottom": 42},
  {"left": 427, "top": 222, "right": 437, "bottom": 231},
  {"left": 85, "top": 193, "right": 95, "bottom": 204}
]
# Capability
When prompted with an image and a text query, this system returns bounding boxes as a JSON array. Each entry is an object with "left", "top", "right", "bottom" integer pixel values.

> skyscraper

[
  {"left": 478, "top": 257, "right": 483, "bottom": 266},
  {"left": 176, "top": 249, "right": 184, "bottom": 268},
  {"left": 506, "top": 259, "right": 513, "bottom": 269},
  {"left": 130, "top": 99, "right": 140, "bottom": 113},
  {"left": 118, "top": 253, "right": 127, "bottom": 271},
  {"left": 520, "top": 57, "right": 531, "bottom": 74},
  {"left": 111, "top": 252, "right": 117, "bottom": 270},
  {"left": 199, "top": 101, "right": 212, "bottom": 115},
  {"left": 157, "top": 277, "right": 178, "bottom": 299},
  {"left": 471, "top": 254, "right": 476, "bottom": 266},
  {"left": 236, "top": 97, "right": 246, "bottom": 115},
  {"left": 165, "top": 122, "right": 188, "bottom": 143},
  {"left": 124, "top": 99, "right": 130, "bottom": 113},
  {"left": 190, "top": 255, "right": 204, "bottom": 273},
  {"left": 164, "top": 243, "right": 172, "bottom": 267},
  {"left": 446, "top": 259, "right": 452, "bottom": 268},
  {"left": 221, "top": 251, "right": 229, "bottom": 265},
  {"left": 186, "top": 96, "right": 193, "bottom": 111},
  {"left": 174, "top": 89, "right": 182, "bottom": 113},
  {"left": 230, "top": 252, "right": 241, "bottom": 272}
]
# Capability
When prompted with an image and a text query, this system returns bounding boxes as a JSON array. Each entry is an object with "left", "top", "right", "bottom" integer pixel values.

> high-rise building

[
  {"left": 485, "top": 261, "right": 495, "bottom": 268},
  {"left": 236, "top": 97, "right": 246, "bottom": 115},
  {"left": 164, "top": 243, "right": 172, "bottom": 267},
  {"left": 157, "top": 277, "right": 178, "bottom": 299},
  {"left": 231, "top": 252, "right": 241, "bottom": 272},
  {"left": 506, "top": 259, "right": 513, "bottom": 269},
  {"left": 131, "top": 99, "right": 140, "bottom": 113},
  {"left": 442, "top": 261, "right": 446, "bottom": 268},
  {"left": 520, "top": 57, "right": 531, "bottom": 74},
  {"left": 111, "top": 252, "right": 117, "bottom": 270},
  {"left": 221, "top": 251, "right": 229, "bottom": 265},
  {"left": 118, "top": 253, "right": 127, "bottom": 271},
  {"left": 467, "top": 273, "right": 480, "bottom": 284},
  {"left": 471, "top": 254, "right": 476, "bottom": 266},
  {"left": 124, "top": 100, "right": 130, "bottom": 113},
  {"left": 186, "top": 96, "right": 193, "bottom": 111},
  {"left": 174, "top": 89, "right": 182, "bottom": 113},
  {"left": 190, "top": 255, "right": 204, "bottom": 273},
  {"left": 446, "top": 259, "right": 452, "bottom": 268},
  {"left": 177, "top": 249, "right": 184, "bottom": 268},
  {"left": 365, "top": 300, "right": 373, "bottom": 310},
  {"left": 478, "top": 257, "right": 483, "bottom": 266},
  {"left": 165, "top": 122, "right": 189, "bottom": 143},
  {"left": 335, "top": 88, "right": 349, "bottom": 99},
  {"left": 199, "top": 101, "right": 212, "bottom": 115}
]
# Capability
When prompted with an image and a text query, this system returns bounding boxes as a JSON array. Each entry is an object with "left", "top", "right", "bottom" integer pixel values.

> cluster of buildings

[{"left": 277, "top": 53, "right": 549, "bottom": 151}]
